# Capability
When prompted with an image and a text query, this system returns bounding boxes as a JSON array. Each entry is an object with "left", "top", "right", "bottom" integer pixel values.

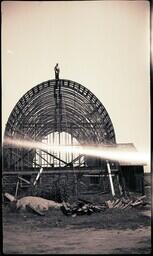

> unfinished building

[{"left": 2, "top": 68, "right": 145, "bottom": 200}]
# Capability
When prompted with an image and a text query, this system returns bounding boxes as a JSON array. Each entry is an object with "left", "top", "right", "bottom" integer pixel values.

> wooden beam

[
  {"left": 106, "top": 160, "right": 115, "bottom": 197},
  {"left": 3, "top": 168, "right": 118, "bottom": 175},
  {"left": 64, "top": 154, "right": 84, "bottom": 167},
  {"left": 35, "top": 151, "right": 53, "bottom": 167},
  {"left": 18, "top": 176, "right": 31, "bottom": 184},
  {"left": 41, "top": 149, "right": 67, "bottom": 165}
]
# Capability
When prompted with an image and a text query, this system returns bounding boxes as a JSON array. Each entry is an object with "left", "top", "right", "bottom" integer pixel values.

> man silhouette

[
  {"left": 54, "top": 63, "right": 61, "bottom": 98},
  {"left": 54, "top": 63, "right": 60, "bottom": 80}
]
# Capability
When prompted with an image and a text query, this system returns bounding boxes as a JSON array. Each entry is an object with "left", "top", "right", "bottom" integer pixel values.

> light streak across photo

[{"left": 3, "top": 137, "right": 149, "bottom": 165}]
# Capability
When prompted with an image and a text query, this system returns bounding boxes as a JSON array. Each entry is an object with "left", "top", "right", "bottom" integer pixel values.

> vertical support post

[
  {"left": 116, "top": 174, "right": 122, "bottom": 196},
  {"left": 39, "top": 147, "right": 42, "bottom": 167},
  {"left": 141, "top": 167, "right": 145, "bottom": 195},
  {"left": 53, "top": 130, "right": 55, "bottom": 167},
  {"left": 49, "top": 133, "right": 52, "bottom": 166},
  {"left": 75, "top": 176, "right": 78, "bottom": 199},
  {"left": 71, "top": 133, "right": 73, "bottom": 164},
  {"left": 118, "top": 166, "right": 127, "bottom": 197},
  {"left": 106, "top": 160, "right": 115, "bottom": 197},
  {"left": 67, "top": 132, "right": 69, "bottom": 162},
  {"left": 15, "top": 180, "right": 19, "bottom": 198},
  {"left": 65, "top": 131, "right": 67, "bottom": 163},
  {"left": 34, "top": 123, "right": 36, "bottom": 168},
  {"left": 59, "top": 131, "right": 61, "bottom": 167}
]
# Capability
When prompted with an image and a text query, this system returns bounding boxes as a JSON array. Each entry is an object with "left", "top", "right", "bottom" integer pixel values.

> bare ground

[{"left": 2, "top": 205, "right": 151, "bottom": 254}]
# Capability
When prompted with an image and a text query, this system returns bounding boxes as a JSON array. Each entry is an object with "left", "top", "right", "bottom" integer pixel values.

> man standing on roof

[
  {"left": 54, "top": 63, "right": 60, "bottom": 80},
  {"left": 54, "top": 63, "right": 61, "bottom": 99}
]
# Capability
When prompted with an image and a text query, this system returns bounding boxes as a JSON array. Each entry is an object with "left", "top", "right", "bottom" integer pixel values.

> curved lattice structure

[{"left": 4, "top": 79, "right": 116, "bottom": 169}]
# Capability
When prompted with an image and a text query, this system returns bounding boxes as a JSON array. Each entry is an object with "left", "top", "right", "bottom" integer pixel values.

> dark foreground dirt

[{"left": 2, "top": 204, "right": 151, "bottom": 254}]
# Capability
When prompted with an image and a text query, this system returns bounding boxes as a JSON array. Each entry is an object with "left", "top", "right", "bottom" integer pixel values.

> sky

[{"left": 2, "top": 1, "right": 150, "bottom": 171}]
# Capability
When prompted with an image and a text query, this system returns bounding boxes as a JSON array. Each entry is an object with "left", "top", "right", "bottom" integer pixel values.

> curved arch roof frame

[{"left": 4, "top": 79, "right": 116, "bottom": 145}]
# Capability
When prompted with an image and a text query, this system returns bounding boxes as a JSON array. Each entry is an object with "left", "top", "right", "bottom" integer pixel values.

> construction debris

[
  {"left": 105, "top": 195, "right": 147, "bottom": 209},
  {"left": 4, "top": 192, "right": 148, "bottom": 217},
  {"left": 60, "top": 199, "right": 106, "bottom": 216},
  {"left": 61, "top": 196, "right": 148, "bottom": 216}
]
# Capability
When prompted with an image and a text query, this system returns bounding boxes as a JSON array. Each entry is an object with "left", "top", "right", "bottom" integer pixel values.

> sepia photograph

[{"left": 2, "top": 0, "right": 151, "bottom": 254}]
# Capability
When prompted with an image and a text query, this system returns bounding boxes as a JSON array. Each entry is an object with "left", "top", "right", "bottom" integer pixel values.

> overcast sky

[{"left": 2, "top": 1, "right": 150, "bottom": 171}]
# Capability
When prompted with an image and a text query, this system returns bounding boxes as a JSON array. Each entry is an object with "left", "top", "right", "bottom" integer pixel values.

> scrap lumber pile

[
  {"left": 60, "top": 199, "right": 106, "bottom": 216},
  {"left": 61, "top": 196, "right": 148, "bottom": 216},
  {"left": 105, "top": 195, "right": 147, "bottom": 209}
]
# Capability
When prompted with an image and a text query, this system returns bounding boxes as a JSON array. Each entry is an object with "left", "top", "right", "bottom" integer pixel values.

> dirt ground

[{"left": 2, "top": 204, "right": 151, "bottom": 254}]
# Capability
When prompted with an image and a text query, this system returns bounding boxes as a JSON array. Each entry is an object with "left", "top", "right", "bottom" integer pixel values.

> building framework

[
  {"left": 3, "top": 77, "right": 116, "bottom": 169},
  {"left": 3, "top": 71, "right": 144, "bottom": 198}
]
